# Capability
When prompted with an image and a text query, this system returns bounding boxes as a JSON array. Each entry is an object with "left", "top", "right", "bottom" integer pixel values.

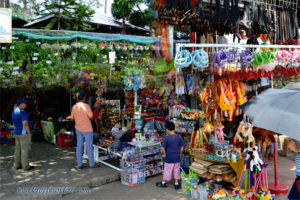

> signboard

[
  {"left": 109, "top": 51, "right": 116, "bottom": 64},
  {"left": 0, "top": 8, "right": 12, "bottom": 43}
]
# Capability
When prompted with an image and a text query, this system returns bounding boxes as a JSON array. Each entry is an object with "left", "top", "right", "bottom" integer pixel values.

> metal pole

[
  {"left": 274, "top": 140, "right": 278, "bottom": 186},
  {"left": 176, "top": 43, "right": 300, "bottom": 49}
]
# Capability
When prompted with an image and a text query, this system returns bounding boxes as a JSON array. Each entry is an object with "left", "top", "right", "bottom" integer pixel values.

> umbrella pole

[
  {"left": 268, "top": 140, "right": 288, "bottom": 195},
  {"left": 274, "top": 141, "right": 278, "bottom": 186}
]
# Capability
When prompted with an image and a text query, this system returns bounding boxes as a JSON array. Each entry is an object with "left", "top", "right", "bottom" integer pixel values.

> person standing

[
  {"left": 287, "top": 138, "right": 300, "bottom": 200},
  {"left": 71, "top": 91, "right": 99, "bottom": 169},
  {"left": 12, "top": 98, "right": 34, "bottom": 171},
  {"left": 156, "top": 121, "right": 184, "bottom": 189}
]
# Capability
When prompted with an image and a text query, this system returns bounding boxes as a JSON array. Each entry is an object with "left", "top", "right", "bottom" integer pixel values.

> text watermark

[{"left": 17, "top": 187, "right": 90, "bottom": 195}]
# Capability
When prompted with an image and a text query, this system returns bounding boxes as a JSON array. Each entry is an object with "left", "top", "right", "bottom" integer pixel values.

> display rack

[
  {"left": 100, "top": 100, "right": 121, "bottom": 130},
  {"left": 83, "top": 143, "right": 122, "bottom": 171},
  {"left": 135, "top": 143, "right": 163, "bottom": 177}
]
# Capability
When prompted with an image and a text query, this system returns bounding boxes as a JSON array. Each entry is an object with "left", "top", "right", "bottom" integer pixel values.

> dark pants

[{"left": 288, "top": 176, "right": 300, "bottom": 200}]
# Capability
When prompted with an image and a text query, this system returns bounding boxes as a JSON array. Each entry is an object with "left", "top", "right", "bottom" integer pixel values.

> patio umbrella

[
  {"left": 241, "top": 88, "right": 300, "bottom": 140},
  {"left": 240, "top": 88, "right": 300, "bottom": 194}
]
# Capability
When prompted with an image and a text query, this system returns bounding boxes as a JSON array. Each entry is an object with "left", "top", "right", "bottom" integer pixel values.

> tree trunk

[
  {"left": 122, "top": 18, "right": 126, "bottom": 34},
  {"left": 5, "top": 0, "right": 10, "bottom": 8},
  {"left": 58, "top": 0, "right": 62, "bottom": 30},
  {"left": 30, "top": 0, "right": 36, "bottom": 20},
  {"left": 22, "top": 0, "right": 27, "bottom": 20},
  {"left": 104, "top": 0, "right": 107, "bottom": 14}
]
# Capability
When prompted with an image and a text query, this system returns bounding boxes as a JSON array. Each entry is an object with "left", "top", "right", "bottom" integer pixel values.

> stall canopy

[{"left": 12, "top": 28, "right": 159, "bottom": 44}]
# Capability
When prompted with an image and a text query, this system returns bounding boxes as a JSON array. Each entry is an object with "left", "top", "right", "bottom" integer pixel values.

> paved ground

[
  {"left": 0, "top": 142, "right": 120, "bottom": 200},
  {"left": 0, "top": 141, "right": 297, "bottom": 200}
]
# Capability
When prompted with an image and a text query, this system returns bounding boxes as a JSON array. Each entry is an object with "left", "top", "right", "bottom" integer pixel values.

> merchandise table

[
  {"left": 192, "top": 156, "right": 245, "bottom": 188},
  {"left": 83, "top": 143, "right": 122, "bottom": 171}
]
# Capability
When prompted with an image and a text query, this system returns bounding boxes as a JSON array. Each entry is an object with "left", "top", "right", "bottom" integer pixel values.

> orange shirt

[{"left": 71, "top": 102, "right": 93, "bottom": 132}]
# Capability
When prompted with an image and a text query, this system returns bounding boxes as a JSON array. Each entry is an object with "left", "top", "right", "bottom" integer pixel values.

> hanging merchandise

[
  {"left": 175, "top": 50, "right": 193, "bottom": 69},
  {"left": 190, "top": 74, "right": 203, "bottom": 96},
  {"left": 175, "top": 72, "right": 186, "bottom": 95},
  {"left": 200, "top": 78, "right": 247, "bottom": 123},
  {"left": 192, "top": 49, "right": 209, "bottom": 70},
  {"left": 124, "top": 68, "right": 146, "bottom": 92}
]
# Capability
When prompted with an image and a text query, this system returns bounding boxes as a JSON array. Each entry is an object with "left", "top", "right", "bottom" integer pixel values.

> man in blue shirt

[
  {"left": 11, "top": 98, "right": 34, "bottom": 171},
  {"left": 156, "top": 121, "right": 184, "bottom": 189}
]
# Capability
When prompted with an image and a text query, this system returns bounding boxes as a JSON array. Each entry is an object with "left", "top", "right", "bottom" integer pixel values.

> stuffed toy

[
  {"left": 215, "top": 125, "right": 226, "bottom": 143},
  {"left": 248, "top": 146, "right": 264, "bottom": 172},
  {"left": 235, "top": 122, "right": 255, "bottom": 148}
]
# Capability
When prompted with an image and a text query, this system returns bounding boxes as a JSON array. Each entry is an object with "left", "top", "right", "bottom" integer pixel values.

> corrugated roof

[
  {"left": 24, "top": 11, "right": 150, "bottom": 32},
  {"left": 91, "top": 11, "right": 121, "bottom": 28}
]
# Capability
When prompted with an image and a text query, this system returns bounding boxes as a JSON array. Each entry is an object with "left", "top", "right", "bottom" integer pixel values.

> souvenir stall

[{"left": 172, "top": 39, "right": 300, "bottom": 198}]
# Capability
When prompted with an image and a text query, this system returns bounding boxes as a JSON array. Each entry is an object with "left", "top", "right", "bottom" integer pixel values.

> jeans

[
  {"left": 14, "top": 135, "right": 31, "bottom": 170},
  {"left": 76, "top": 129, "right": 94, "bottom": 167}
]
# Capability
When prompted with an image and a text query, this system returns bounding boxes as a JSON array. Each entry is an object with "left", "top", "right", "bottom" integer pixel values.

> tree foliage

[
  {"left": 35, "top": 0, "right": 95, "bottom": 31},
  {"left": 111, "top": 0, "right": 153, "bottom": 31}
]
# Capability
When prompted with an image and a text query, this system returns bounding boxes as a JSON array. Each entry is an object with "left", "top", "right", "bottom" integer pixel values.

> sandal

[{"left": 156, "top": 182, "right": 167, "bottom": 188}]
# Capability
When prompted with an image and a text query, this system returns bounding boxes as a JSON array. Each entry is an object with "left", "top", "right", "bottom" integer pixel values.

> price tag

[
  {"left": 10, "top": 46, "right": 15, "bottom": 49},
  {"left": 43, "top": 74, "right": 48, "bottom": 77},
  {"left": 72, "top": 56, "right": 76, "bottom": 60},
  {"left": 46, "top": 60, "right": 52, "bottom": 64},
  {"left": 2, "top": 85, "right": 7, "bottom": 88},
  {"left": 26, "top": 39, "right": 30, "bottom": 42},
  {"left": 0, "top": 68, "right": 3, "bottom": 71},
  {"left": 83, "top": 46, "right": 87, "bottom": 50},
  {"left": 2, "top": 47, "right": 6, "bottom": 50},
  {"left": 11, "top": 83, "right": 16, "bottom": 87},
  {"left": 12, "top": 71, "right": 19, "bottom": 75},
  {"left": 13, "top": 67, "right": 19, "bottom": 70},
  {"left": 6, "top": 61, "right": 14, "bottom": 65},
  {"left": 36, "top": 42, "right": 41, "bottom": 45},
  {"left": 32, "top": 57, "right": 38, "bottom": 61},
  {"left": 111, "top": 67, "right": 116, "bottom": 70},
  {"left": 54, "top": 53, "right": 59, "bottom": 56},
  {"left": 3, "top": 79, "right": 9, "bottom": 83},
  {"left": 34, "top": 53, "right": 39, "bottom": 56}
]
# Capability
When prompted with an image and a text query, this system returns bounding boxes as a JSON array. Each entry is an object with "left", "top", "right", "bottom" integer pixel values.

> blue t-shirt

[
  {"left": 11, "top": 108, "right": 29, "bottom": 135},
  {"left": 296, "top": 141, "right": 300, "bottom": 176},
  {"left": 162, "top": 134, "right": 184, "bottom": 163}
]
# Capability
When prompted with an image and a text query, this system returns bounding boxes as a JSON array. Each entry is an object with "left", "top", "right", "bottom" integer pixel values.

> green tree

[
  {"left": 111, "top": 0, "right": 142, "bottom": 34},
  {"left": 129, "top": 8, "right": 153, "bottom": 28},
  {"left": 36, "top": 0, "right": 95, "bottom": 31},
  {"left": 111, "top": 0, "right": 154, "bottom": 33}
]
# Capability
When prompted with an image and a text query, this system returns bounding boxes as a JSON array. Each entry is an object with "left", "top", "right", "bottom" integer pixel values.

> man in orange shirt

[{"left": 71, "top": 91, "right": 98, "bottom": 169}]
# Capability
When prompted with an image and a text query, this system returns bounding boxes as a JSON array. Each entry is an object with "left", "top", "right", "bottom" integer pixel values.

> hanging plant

[
  {"left": 61, "top": 44, "right": 70, "bottom": 51},
  {"left": 71, "top": 42, "right": 82, "bottom": 48},
  {"left": 52, "top": 43, "right": 60, "bottom": 51},
  {"left": 41, "top": 43, "right": 51, "bottom": 50}
]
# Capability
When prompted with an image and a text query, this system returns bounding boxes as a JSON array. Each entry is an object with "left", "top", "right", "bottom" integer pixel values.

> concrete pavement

[{"left": 0, "top": 142, "right": 120, "bottom": 200}]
